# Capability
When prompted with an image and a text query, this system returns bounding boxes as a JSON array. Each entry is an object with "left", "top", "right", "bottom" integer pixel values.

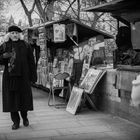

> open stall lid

[
  {"left": 26, "top": 17, "right": 113, "bottom": 49},
  {"left": 83, "top": 0, "right": 140, "bottom": 25}
]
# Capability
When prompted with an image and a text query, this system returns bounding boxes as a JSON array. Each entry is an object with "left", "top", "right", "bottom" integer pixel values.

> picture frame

[
  {"left": 80, "top": 68, "right": 106, "bottom": 94},
  {"left": 66, "top": 86, "right": 83, "bottom": 115},
  {"left": 89, "top": 70, "right": 106, "bottom": 94}
]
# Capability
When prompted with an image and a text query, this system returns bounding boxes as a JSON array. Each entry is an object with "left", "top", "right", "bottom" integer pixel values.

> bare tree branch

[
  {"left": 19, "top": 0, "right": 36, "bottom": 26},
  {"left": 66, "top": 0, "right": 78, "bottom": 19},
  {"left": 64, "top": 0, "right": 76, "bottom": 15},
  {"left": 29, "top": 0, "right": 36, "bottom": 13}
]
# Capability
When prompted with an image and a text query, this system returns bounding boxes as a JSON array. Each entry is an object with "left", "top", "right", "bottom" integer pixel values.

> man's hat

[{"left": 8, "top": 25, "right": 22, "bottom": 33}]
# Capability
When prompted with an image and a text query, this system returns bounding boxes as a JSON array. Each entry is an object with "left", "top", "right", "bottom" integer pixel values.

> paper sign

[{"left": 53, "top": 24, "right": 66, "bottom": 42}]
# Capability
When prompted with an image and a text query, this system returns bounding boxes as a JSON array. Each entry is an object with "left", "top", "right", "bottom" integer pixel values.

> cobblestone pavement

[{"left": 0, "top": 87, "right": 140, "bottom": 140}]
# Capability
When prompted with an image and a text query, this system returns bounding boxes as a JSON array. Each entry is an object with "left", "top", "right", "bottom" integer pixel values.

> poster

[
  {"left": 80, "top": 68, "right": 106, "bottom": 94},
  {"left": 66, "top": 86, "right": 83, "bottom": 115},
  {"left": 53, "top": 24, "right": 66, "bottom": 42},
  {"left": 81, "top": 44, "right": 93, "bottom": 78}
]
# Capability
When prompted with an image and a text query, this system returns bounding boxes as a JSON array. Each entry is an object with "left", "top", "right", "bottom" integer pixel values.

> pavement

[{"left": 0, "top": 87, "right": 140, "bottom": 140}]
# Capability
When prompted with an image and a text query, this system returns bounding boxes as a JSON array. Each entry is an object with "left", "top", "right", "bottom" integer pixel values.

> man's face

[{"left": 10, "top": 31, "right": 20, "bottom": 41}]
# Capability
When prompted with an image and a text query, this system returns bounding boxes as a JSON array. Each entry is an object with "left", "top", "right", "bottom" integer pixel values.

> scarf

[{"left": 5, "top": 39, "right": 22, "bottom": 77}]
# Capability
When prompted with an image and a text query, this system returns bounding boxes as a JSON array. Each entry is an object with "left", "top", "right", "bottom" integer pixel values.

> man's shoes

[
  {"left": 12, "top": 123, "right": 19, "bottom": 130},
  {"left": 23, "top": 119, "right": 29, "bottom": 127}
]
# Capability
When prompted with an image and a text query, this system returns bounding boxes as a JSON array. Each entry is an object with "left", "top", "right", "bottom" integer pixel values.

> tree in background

[
  {"left": 2, "top": 0, "right": 116, "bottom": 35},
  {"left": 19, "top": 0, "right": 57, "bottom": 25},
  {"left": 0, "top": 0, "right": 7, "bottom": 32},
  {"left": 19, "top": 0, "right": 109, "bottom": 25},
  {"left": 19, "top": 0, "right": 36, "bottom": 26}
]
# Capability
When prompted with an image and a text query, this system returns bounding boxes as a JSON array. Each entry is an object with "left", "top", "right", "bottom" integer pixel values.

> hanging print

[{"left": 53, "top": 24, "right": 66, "bottom": 42}]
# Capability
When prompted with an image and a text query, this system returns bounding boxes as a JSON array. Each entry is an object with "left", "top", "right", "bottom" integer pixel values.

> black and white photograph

[{"left": 0, "top": 0, "right": 140, "bottom": 140}]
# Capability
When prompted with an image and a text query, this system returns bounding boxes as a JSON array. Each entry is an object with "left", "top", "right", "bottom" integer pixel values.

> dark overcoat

[{"left": 0, "top": 39, "right": 37, "bottom": 112}]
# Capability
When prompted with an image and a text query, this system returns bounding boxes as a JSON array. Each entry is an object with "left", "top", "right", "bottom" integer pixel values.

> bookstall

[
  {"left": 24, "top": 18, "right": 112, "bottom": 85},
  {"left": 24, "top": 17, "right": 113, "bottom": 110},
  {"left": 83, "top": 0, "right": 140, "bottom": 124}
]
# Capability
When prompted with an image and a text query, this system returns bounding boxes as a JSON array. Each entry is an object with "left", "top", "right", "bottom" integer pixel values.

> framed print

[
  {"left": 66, "top": 86, "right": 83, "bottom": 115},
  {"left": 80, "top": 68, "right": 105, "bottom": 94},
  {"left": 89, "top": 70, "right": 106, "bottom": 94}
]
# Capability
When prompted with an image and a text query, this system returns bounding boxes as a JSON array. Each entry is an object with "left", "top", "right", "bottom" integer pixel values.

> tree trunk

[
  {"left": 77, "top": 0, "right": 80, "bottom": 21},
  {"left": 19, "top": 0, "right": 35, "bottom": 26},
  {"left": 35, "top": 0, "right": 46, "bottom": 22},
  {"left": 46, "top": 1, "right": 54, "bottom": 21},
  {"left": 27, "top": 13, "right": 33, "bottom": 27}
]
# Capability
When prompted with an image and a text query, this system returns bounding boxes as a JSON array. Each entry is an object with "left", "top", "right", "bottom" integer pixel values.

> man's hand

[{"left": 3, "top": 33, "right": 10, "bottom": 42}]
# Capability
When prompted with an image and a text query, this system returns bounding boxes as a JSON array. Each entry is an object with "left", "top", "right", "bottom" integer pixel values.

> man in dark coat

[
  {"left": 0, "top": 25, "right": 37, "bottom": 130},
  {"left": 30, "top": 39, "right": 40, "bottom": 69}
]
